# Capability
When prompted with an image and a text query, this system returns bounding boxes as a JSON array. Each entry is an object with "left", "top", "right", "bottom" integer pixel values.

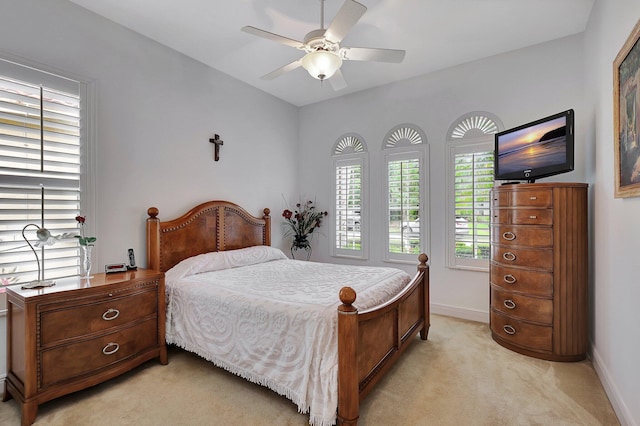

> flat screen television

[{"left": 494, "top": 109, "right": 574, "bottom": 183}]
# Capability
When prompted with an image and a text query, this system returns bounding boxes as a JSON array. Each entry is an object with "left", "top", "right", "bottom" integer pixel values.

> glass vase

[
  {"left": 291, "top": 235, "right": 311, "bottom": 261},
  {"left": 81, "top": 244, "right": 94, "bottom": 279}
]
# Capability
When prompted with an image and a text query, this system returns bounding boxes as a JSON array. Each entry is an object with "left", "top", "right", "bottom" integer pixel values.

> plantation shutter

[
  {"left": 453, "top": 151, "right": 493, "bottom": 259},
  {"left": 0, "top": 63, "right": 82, "bottom": 285},
  {"left": 388, "top": 158, "right": 420, "bottom": 254},
  {"left": 335, "top": 161, "right": 362, "bottom": 251}
]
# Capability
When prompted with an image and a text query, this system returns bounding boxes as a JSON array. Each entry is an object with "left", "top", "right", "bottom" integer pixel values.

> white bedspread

[{"left": 164, "top": 246, "right": 412, "bottom": 426}]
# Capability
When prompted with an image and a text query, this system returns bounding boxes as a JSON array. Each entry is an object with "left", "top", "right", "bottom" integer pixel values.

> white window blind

[
  {"left": 388, "top": 158, "right": 420, "bottom": 255},
  {"left": 335, "top": 162, "right": 362, "bottom": 252},
  {"left": 453, "top": 150, "right": 493, "bottom": 260},
  {"left": 0, "top": 70, "right": 82, "bottom": 285}
]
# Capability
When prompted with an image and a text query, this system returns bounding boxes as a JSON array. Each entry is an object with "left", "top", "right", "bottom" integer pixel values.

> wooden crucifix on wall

[{"left": 209, "top": 134, "right": 224, "bottom": 161}]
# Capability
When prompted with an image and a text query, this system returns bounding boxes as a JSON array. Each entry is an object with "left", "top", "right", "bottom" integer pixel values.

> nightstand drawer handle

[
  {"left": 502, "top": 231, "right": 516, "bottom": 241},
  {"left": 102, "top": 342, "right": 119, "bottom": 355},
  {"left": 503, "top": 299, "right": 516, "bottom": 309},
  {"left": 503, "top": 325, "right": 516, "bottom": 335},
  {"left": 102, "top": 308, "right": 120, "bottom": 321},
  {"left": 503, "top": 274, "right": 517, "bottom": 284},
  {"left": 503, "top": 252, "right": 516, "bottom": 261}
]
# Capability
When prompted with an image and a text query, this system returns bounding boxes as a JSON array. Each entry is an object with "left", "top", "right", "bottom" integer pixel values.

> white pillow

[{"left": 166, "top": 246, "right": 287, "bottom": 282}]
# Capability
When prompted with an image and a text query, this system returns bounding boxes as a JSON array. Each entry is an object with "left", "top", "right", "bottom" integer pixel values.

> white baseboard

[
  {"left": 590, "top": 345, "right": 636, "bottom": 426},
  {"left": 431, "top": 303, "right": 489, "bottom": 323}
]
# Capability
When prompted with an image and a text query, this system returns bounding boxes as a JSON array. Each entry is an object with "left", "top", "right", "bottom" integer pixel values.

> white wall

[
  {"left": 298, "top": 35, "right": 586, "bottom": 322},
  {"left": 584, "top": 1, "right": 640, "bottom": 425},
  {"left": 0, "top": 0, "right": 299, "bottom": 269}
]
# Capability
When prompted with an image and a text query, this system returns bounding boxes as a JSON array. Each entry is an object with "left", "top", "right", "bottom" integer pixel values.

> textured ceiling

[{"left": 67, "top": 0, "right": 594, "bottom": 106}]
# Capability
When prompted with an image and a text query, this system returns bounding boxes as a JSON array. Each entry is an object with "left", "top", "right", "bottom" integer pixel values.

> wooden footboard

[{"left": 337, "top": 253, "right": 430, "bottom": 426}]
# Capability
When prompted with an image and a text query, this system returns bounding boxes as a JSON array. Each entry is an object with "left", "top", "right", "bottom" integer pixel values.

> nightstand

[{"left": 2, "top": 269, "right": 167, "bottom": 426}]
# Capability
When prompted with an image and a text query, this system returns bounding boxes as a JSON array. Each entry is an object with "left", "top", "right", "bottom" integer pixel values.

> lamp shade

[{"left": 301, "top": 50, "right": 342, "bottom": 80}]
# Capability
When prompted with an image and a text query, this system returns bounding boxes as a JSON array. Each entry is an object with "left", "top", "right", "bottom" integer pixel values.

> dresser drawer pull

[
  {"left": 503, "top": 299, "right": 516, "bottom": 309},
  {"left": 502, "top": 231, "right": 516, "bottom": 241},
  {"left": 529, "top": 215, "right": 537, "bottom": 219},
  {"left": 503, "top": 325, "right": 516, "bottom": 335},
  {"left": 102, "top": 308, "right": 120, "bottom": 321},
  {"left": 503, "top": 274, "right": 517, "bottom": 284},
  {"left": 503, "top": 252, "right": 516, "bottom": 261},
  {"left": 102, "top": 342, "right": 120, "bottom": 355},
  {"left": 530, "top": 196, "right": 537, "bottom": 200}
]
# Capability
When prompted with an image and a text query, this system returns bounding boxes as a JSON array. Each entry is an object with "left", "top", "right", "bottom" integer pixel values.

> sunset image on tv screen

[{"left": 497, "top": 117, "right": 567, "bottom": 174}]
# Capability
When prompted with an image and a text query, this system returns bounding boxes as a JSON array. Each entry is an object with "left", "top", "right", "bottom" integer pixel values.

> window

[
  {"left": 332, "top": 134, "right": 367, "bottom": 259},
  {"left": 446, "top": 112, "right": 502, "bottom": 270},
  {"left": 0, "top": 58, "right": 93, "bottom": 287},
  {"left": 383, "top": 124, "right": 428, "bottom": 263}
]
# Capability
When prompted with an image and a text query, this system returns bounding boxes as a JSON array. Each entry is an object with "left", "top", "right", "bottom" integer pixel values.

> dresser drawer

[
  {"left": 491, "top": 225, "right": 552, "bottom": 247},
  {"left": 490, "top": 311, "right": 552, "bottom": 352},
  {"left": 491, "top": 245, "right": 553, "bottom": 270},
  {"left": 491, "top": 288, "right": 552, "bottom": 324},
  {"left": 40, "top": 287, "right": 158, "bottom": 347},
  {"left": 492, "top": 189, "right": 553, "bottom": 208},
  {"left": 491, "top": 208, "right": 553, "bottom": 225},
  {"left": 490, "top": 263, "right": 553, "bottom": 297},
  {"left": 40, "top": 317, "right": 158, "bottom": 387}
]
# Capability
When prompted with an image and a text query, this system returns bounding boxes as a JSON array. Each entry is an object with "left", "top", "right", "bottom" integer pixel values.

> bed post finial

[
  {"left": 339, "top": 286, "right": 357, "bottom": 307},
  {"left": 418, "top": 253, "right": 428, "bottom": 269},
  {"left": 148, "top": 207, "right": 159, "bottom": 219}
]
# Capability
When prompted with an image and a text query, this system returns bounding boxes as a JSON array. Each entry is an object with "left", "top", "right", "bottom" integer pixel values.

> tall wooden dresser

[
  {"left": 3, "top": 269, "right": 167, "bottom": 425},
  {"left": 489, "top": 182, "right": 588, "bottom": 361}
]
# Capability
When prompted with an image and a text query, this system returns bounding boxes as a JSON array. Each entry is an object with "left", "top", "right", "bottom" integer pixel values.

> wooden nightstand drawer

[
  {"left": 491, "top": 225, "right": 553, "bottom": 247},
  {"left": 490, "top": 263, "right": 553, "bottom": 297},
  {"left": 40, "top": 286, "right": 158, "bottom": 347},
  {"left": 40, "top": 317, "right": 157, "bottom": 387},
  {"left": 490, "top": 311, "right": 552, "bottom": 352},
  {"left": 491, "top": 287, "right": 552, "bottom": 324}
]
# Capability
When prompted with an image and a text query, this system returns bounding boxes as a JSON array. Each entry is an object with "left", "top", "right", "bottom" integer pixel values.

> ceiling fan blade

[
  {"left": 325, "top": 0, "right": 367, "bottom": 43},
  {"left": 261, "top": 60, "right": 303, "bottom": 80},
  {"left": 242, "top": 26, "right": 304, "bottom": 49},
  {"left": 341, "top": 47, "right": 406, "bottom": 63},
  {"left": 329, "top": 69, "right": 347, "bottom": 91}
]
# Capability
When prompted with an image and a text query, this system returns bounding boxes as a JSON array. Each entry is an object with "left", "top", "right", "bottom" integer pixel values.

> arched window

[
  {"left": 331, "top": 133, "right": 368, "bottom": 259},
  {"left": 446, "top": 112, "right": 502, "bottom": 270},
  {"left": 383, "top": 124, "right": 428, "bottom": 263}
]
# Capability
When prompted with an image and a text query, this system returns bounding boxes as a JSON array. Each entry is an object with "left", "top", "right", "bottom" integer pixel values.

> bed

[{"left": 146, "top": 200, "right": 430, "bottom": 426}]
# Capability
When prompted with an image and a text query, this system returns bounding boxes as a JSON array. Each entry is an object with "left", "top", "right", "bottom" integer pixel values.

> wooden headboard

[{"left": 146, "top": 200, "right": 271, "bottom": 272}]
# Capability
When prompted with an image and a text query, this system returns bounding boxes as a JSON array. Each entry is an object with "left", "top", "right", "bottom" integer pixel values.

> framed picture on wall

[{"left": 613, "top": 18, "right": 640, "bottom": 198}]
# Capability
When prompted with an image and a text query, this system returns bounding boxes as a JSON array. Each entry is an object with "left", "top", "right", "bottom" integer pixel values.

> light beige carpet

[{"left": 0, "top": 314, "right": 619, "bottom": 425}]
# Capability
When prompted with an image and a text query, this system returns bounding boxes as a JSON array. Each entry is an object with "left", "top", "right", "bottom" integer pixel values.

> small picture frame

[{"left": 613, "top": 19, "right": 640, "bottom": 198}]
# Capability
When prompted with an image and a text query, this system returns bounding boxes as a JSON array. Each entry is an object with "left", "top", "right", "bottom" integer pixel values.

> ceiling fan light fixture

[{"left": 301, "top": 50, "right": 342, "bottom": 80}]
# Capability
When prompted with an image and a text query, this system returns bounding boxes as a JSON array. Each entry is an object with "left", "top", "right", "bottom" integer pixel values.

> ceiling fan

[{"left": 241, "top": 0, "right": 406, "bottom": 91}]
